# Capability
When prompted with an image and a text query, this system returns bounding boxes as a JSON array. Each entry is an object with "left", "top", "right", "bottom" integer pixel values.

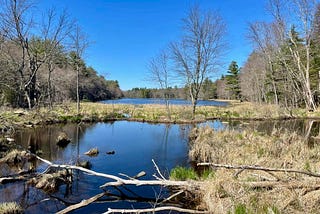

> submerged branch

[{"left": 56, "top": 192, "right": 106, "bottom": 214}]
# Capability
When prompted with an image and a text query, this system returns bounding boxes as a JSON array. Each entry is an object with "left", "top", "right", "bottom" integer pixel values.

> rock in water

[
  {"left": 77, "top": 160, "right": 92, "bottom": 169},
  {"left": 84, "top": 148, "right": 99, "bottom": 156},
  {"left": 56, "top": 132, "right": 71, "bottom": 147},
  {"left": 106, "top": 150, "right": 115, "bottom": 155}
]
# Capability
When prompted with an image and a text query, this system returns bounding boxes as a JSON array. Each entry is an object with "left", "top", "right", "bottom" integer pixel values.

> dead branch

[
  {"left": 152, "top": 159, "right": 166, "bottom": 180},
  {"left": 33, "top": 154, "right": 193, "bottom": 189},
  {"left": 0, "top": 176, "right": 25, "bottom": 184},
  {"left": 160, "top": 190, "right": 185, "bottom": 204},
  {"left": 32, "top": 153, "right": 206, "bottom": 213},
  {"left": 198, "top": 163, "right": 320, "bottom": 178},
  {"left": 56, "top": 192, "right": 106, "bottom": 214},
  {"left": 104, "top": 206, "right": 209, "bottom": 214}
]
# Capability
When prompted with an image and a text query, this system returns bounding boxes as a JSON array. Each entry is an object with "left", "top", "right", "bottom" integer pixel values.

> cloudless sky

[{"left": 38, "top": 0, "right": 271, "bottom": 90}]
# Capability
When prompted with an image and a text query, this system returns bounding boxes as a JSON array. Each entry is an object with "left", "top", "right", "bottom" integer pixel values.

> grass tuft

[
  {"left": 170, "top": 166, "right": 198, "bottom": 181},
  {"left": 0, "top": 202, "right": 23, "bottom": 214}
]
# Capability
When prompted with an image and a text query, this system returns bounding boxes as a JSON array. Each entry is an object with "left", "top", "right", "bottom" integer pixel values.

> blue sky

[{"left": 39, "top": 0, "right": 270, "bottom": 90}]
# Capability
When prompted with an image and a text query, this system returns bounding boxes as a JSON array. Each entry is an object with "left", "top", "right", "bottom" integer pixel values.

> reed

[{"left": 188, "top": 126, "right": 320, "bottom": 213}]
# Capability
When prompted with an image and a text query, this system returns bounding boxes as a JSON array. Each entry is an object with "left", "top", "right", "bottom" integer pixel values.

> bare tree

[
  {"left": 147, "top": 49, "right": 172, "bottom": 119},
  {"left": 171, "top": 5, "right": 227, "bottom": 118},
  {"left": 0, "top": 0, "right": 74, "bottom": 108},
  {"left": 69, "top": 25, "right": 89, "bottom": 114},
  {"left": 246, "top": 0, "right": 319, "bottom": 110},
  {"left": 240, "top": 51, "right": 268, "bottom": 103},
  {"left": 41, "top": 8, "right": 74, "bottom": 108}
]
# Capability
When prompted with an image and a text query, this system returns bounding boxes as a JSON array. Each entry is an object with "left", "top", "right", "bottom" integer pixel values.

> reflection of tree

[
  {"left": 225, "top": 119, "right": 320, "bottom": 147},
  {"left": 14, "top": 124, "right": 91, "bottom": 162}
]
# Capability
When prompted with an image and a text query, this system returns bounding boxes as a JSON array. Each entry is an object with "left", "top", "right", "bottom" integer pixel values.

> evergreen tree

[{"left": 226, "top": 61, "right": 241, "bottom": 100}]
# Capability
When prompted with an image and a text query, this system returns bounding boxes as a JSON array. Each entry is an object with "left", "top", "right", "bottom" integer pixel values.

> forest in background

[
  {"left": 1, "top": 0, "right": 320, "bottom": 111},
  {"left": 128, "top": 1, "right": 320, "bottom": 112},
  {"left": 0, "top": 0, "right": 123, "bottom": 108}
]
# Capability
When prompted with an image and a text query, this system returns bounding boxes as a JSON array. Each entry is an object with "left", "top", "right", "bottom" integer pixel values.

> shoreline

[{"left": 0, "top": 102, "right": 319, "bottom": 131}]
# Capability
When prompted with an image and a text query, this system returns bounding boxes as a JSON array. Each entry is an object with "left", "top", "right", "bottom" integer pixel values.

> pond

[
  {"left": 1, "top": 119, "right": 320, "bottom": 213},
  {"left": 0, "top": 121, "right": 223, "bottom": 213},
  {"left": 101, "top": 98, "right": 229, "bottom": 107}
]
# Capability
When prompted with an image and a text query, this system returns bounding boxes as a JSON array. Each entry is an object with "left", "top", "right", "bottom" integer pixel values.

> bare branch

[
  {"left": 197, "top": 163, "right": 320, "bottom": 178},
  {"left": 56, "top": 192, "right": 106, "bottom": 214}
]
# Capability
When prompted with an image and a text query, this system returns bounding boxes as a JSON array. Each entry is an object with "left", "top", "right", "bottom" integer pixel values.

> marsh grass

[
  {"left": 169, "top": 166, "right": 215, "bottom": 181},
  {"left": 170, "top": 167, "right": 198, "bottom": 181},
  {"left": 0, "top": 202, "right": 23, "bottom": 214},
  {"left": 0, "top": 101, "right": 313, "bottom": 128},
  {"left": 189, "top": 126, "right": 320, "bottom": 213}
]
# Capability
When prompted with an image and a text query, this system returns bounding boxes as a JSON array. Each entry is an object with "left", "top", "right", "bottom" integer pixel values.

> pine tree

[{"left": 226, "top": 61, "right": 241, "bottom": 100}]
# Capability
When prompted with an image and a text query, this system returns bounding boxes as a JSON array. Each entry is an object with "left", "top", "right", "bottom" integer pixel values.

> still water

[
  {"left": 101, "top": 98, "right": 229, "bottom": 107},
  {"left": 1, "top": 119, "right": 320, "bottom": 213},
  {"left": 1, "top": 121, "right": 222, "bottom": 213}
]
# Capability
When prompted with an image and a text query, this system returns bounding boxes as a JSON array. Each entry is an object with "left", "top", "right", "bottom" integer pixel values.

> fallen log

[
  {"left": 104, "top": 206, "right": 209, "bottom": 214},
  {"left": 197, "top": 163, "right": 320, "bottom": 178},
  {"left": 34, "top": 154, "right": 195, "bottom": 189},
  {"left": 32, "top": 153, "right": 204, "bottom": 213}
]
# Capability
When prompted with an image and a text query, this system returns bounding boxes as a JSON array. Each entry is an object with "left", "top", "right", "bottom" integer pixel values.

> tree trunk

[
  {"left": 76, "top": 64, "right": 80, "bottom": 115},
  {"left": 47, "top": 63, "right": 53, "bottom": 109}
]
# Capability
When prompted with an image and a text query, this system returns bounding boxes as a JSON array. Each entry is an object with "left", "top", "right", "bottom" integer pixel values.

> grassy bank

[
  {"left": 188, "top": 126, "right": 320, "bottom": 213},
  {"left": 0, "top": 101, "right": 318, "bottom": 130}
]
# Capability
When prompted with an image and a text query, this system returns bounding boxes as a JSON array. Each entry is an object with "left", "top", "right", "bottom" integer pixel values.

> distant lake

[{"left": 102, "top": 98, "right": 228, "bottom": 106}]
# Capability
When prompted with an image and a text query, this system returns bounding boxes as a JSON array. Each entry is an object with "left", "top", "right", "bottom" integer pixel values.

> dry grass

[
  {"left": 0, "top": 101, "right": 312, "bottom": 128},
  {"left": 189, "top": 126, "right": 320, "bottom": 213},
  {"left": 0, "top": 202, "right": 23, "bottom": 214}
]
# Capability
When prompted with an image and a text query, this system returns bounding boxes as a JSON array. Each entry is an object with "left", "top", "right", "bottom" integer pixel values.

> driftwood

[
  {"left": 34, "top": 155, "right": 192, "bottom": 188},
  {"left": 32, "top": 154, "right": 203, "bottom": 213},
  {"left": 197, "top": 163, "right": 320, "bottom": 178},
  {"left": 104, "top": 206, "right": 209, "bottom": 214}
]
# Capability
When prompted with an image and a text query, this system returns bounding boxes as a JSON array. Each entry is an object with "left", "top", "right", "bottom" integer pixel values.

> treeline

[
  {"left": 124, "top": 87, "right": 187, "bottom": 99},
  {"left": 204, "top": 0, "right": 320, "bottom": 110},
  {"left": 124, "top": 79, "right": 218, "bottom": 100},
  {"left": 0, "top": 0, "right": 122, "bottom": 108},
  {"left": 240, "top": 0, "right": 320, "bottom": 110}
]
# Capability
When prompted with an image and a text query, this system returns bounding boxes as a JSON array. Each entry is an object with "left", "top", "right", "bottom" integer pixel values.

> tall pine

[{"left": 226, "top": 61, "right": 241, "bottom": 100}]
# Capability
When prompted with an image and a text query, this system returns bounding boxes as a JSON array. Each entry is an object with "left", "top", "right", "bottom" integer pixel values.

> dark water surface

[
  {"left": 102, "top": 98, "right": 229, "bottom": 106},
  {"left": 1, "top": 121, "right": 219, "bottom": 213}
]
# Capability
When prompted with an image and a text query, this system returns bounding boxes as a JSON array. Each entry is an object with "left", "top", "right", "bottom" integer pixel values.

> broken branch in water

[
  {"left": 152, "top": 158, "right": 166, "bottom": 180},
  {"left": 34, "top": 154, "right": 192, "bottom": 188},
  {"left": 31, "top": 153, "right": 204, "bottom": 213},
  {"left": 56, "top": 192, "right": 106, "bottom": 214},
  {"left": 197, "top": 163, "right": 320, "bottom": 178}
]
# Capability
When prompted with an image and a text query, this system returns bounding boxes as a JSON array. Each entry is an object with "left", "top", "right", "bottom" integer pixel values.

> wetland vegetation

[{"left": 1, "top": 0, "right": 320, "bottom": 213}]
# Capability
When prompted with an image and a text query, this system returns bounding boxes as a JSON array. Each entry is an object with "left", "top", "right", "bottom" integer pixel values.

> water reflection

[
  {"left": 3, "top": 121, "right": 196, "bottom": 213},
  {"left": 3, "top": 119, "right": 320, "bottom": 213}
]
